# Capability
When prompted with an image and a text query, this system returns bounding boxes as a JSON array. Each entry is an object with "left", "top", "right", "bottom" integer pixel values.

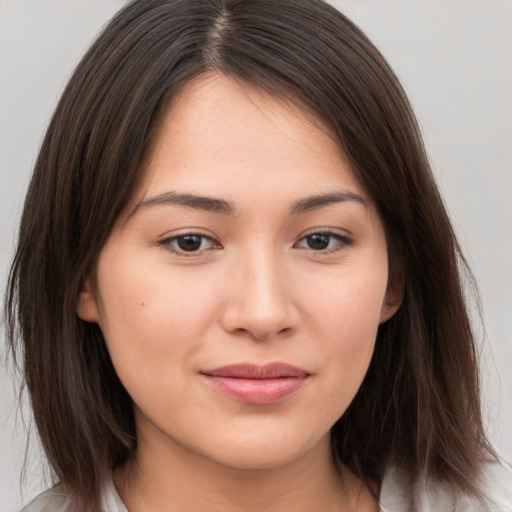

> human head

[{"left": 6, "top": 0, "right": 490, "bottom": 507}]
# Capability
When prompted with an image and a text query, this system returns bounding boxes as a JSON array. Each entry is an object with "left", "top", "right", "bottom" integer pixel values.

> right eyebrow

[{"left": 134, "top": 191, "right": 236, "bottom": 215}]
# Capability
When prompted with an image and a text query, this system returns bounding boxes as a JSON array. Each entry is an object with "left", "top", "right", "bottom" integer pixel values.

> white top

[{"left": 21, "top": 461, "right": 512, "bottom": 512}]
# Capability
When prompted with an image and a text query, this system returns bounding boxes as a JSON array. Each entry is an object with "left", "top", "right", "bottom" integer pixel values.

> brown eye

[
  {"left": 306, "top": 234, "right": 331, "bottom": 250},
  {"left": 160, "top": 234, "right": 218, "bottom": 254},
  {"left": 176, "top": 235, "right": 203, "bottom": 252},
  {"left": 295, "top": 232, "right": 352, "bottom": 253}
]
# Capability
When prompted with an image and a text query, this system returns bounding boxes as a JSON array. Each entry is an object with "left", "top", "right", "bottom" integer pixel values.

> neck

[{"left": 114, "top": 431, "right": 378, "bottom": 512}]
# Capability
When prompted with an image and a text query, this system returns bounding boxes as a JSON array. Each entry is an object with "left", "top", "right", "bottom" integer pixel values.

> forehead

[{"left": 132, "top": 72, "right": 367, "bottom": 210}]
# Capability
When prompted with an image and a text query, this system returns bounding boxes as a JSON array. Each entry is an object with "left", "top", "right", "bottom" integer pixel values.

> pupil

[
  {"left": 307, "top": 234, "right": 330, "bottom": 250},
  {"left": 177, "top": 235, "right": 202, "bottom": 251}
]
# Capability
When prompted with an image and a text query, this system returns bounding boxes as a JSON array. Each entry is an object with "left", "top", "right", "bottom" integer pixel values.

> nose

[{"left": 220, "top": 248, "right": 299, "bottom": 341}]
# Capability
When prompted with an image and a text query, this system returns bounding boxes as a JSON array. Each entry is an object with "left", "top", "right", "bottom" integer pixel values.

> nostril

[{"left": 235, "top": 326, "right": 293, "bottom": 341}]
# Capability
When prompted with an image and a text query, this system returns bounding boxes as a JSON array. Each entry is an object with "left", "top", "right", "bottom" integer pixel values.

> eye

[
  {"left": 160, "top": 234, "right": 219, "bottom": 254},
  {"left": 295, "top": 232, "right": 352, "bottom": 252}
]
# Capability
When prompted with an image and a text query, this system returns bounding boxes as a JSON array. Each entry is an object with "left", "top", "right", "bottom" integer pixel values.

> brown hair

[{"left": 5, "top": 0, "right": 494, "bottom": 508}]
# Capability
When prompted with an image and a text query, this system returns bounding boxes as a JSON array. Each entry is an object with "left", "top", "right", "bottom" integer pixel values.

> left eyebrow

[{"left": 290, "top": 191, "right": 367, "bottom": 215}]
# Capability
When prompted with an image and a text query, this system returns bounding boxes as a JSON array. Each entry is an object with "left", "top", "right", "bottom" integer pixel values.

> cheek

[
  {"left": 93, "top": 249, "right": 221, "bottom": 393},
  {"left": 306, "top": 262, "right": 388, "bottom": 406},
  {"left": 304, "top": 255, "right": 388, "bottom": 339}
]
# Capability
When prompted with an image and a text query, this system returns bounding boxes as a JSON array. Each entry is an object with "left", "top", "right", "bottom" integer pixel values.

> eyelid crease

[{"left": 298, "top": 226, "right": 354, "bottom": 238}]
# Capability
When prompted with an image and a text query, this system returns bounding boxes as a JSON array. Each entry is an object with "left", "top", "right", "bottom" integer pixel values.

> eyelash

[
  {"left": 294, "top": 230, "right": 353, "bottom": 254},
  {"left": 158, "top": 230, "right": 353, "bottom": 256},
  {"left": 158, "top": 233, "right": 220, "bottom": 256}
]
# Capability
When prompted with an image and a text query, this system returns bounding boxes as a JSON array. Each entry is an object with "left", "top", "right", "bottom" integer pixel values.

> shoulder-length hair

[{"left": 6, "top": 0, "right": 494, "bottom": 508}]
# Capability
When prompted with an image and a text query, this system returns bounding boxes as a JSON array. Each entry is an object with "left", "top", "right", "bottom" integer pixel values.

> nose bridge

[{"left": 222, "top": 241, "right": 295, "bottom": 339}]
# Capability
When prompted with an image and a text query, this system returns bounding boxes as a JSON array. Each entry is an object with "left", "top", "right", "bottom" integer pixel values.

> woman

[{"left": 6, "top": 0, "right": 511, "bottom": 510}]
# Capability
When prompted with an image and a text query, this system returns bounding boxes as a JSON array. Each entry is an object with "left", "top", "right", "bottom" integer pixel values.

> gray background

[{"left": 1, "top": 1, "right": 511, "bottom": 509}]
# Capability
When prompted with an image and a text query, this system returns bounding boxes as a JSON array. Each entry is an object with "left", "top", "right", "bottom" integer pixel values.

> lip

[{"left": 200, "top": 363, "right": 310, "bottom": 405}]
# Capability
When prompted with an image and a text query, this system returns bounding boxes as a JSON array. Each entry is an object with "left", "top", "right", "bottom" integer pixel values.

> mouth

[{"left": 200, "top": 363, "right": 310, "bottom": 405}]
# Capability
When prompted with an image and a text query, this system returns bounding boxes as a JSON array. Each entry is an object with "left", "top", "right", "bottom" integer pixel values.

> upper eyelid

[
  {"left": 161, "top": 232, "right": 213, "bottom": 241},
  {"left": 158, "top": 229, "right": 352, "bottom": 240},
  {"left": 297, "top": 227, "right": 353, "bottom": 240},
  {"left": 159, "top": 229, "right": 218, "bottom": 242}
]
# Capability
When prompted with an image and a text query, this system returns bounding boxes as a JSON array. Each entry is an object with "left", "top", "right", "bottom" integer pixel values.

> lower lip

[{"left": 202, "top": 375, "right": 307, "bottom": 404}]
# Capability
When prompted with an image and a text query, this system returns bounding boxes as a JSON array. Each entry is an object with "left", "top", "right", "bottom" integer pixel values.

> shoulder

[
  {"left": 380, "top": 460, "right": 512, "bottom": 512},
  {"left": 478, "top": 460, "right": 512, "bottom": 510},
  {"left": 20, "top": 477, "right": 127, "bottom": 512},
  {"left": 20, "top": 484, "right": 77, "bottom": 512}
]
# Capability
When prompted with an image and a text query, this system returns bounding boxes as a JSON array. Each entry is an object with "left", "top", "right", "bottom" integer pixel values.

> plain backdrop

[{"left": 1, "top": 1, "right": 511, "bottom": 510}]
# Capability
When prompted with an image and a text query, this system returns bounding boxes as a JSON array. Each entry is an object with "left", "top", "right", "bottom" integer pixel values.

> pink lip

[{"left": 200, "top": 363, "right": 310, "bottom": 405}]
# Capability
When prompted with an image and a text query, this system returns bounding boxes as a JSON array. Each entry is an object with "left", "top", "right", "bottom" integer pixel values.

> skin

[{"left": 78, "top": 73, "right": 400, "bottom": 512}]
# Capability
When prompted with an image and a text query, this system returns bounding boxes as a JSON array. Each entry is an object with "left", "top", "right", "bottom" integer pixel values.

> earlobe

[
  {"left": 379, "top": 283, "right": 403, "bottom": 324},
  {"left": 380, "top": 255, "right": 404, "bottom": 324},
  {"left": 379, "top": 299, "right": 401, "bottom": 324},
  {"left": 76, "top": 278, "right": 100, "bottom": 323}
]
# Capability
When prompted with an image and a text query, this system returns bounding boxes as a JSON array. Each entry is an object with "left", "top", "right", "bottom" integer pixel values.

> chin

[{"left": 192, "top": 427, "right": 331, "bottom": 472}]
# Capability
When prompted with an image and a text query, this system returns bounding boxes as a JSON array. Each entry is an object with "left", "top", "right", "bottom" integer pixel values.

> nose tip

[
  {"left": 221, "top": 295, "right": 295, "bottom": 341},
  {"left": 220, "top": 256, "right": 298, "bottom": 341}
]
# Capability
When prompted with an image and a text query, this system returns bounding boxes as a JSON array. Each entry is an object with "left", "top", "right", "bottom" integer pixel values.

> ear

[
  {"left": 76, "top": 277, "right": 100, "bottom": 323},
  {"left": 379, "top": 279, "right": 403, "bottom": 324}
]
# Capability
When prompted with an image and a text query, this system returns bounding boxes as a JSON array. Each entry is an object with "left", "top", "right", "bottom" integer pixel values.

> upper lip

[{"left": 200, "top": 363, "right": 309, "bottom": 379}]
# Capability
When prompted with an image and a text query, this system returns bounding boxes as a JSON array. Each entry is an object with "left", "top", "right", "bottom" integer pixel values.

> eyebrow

[
  {"left": 137, "top": 191, "right": 235, "bottom": 215},
  {"left": 290, "top": 191, "right": 367, "bottom": 214},
  {"left": 135, "top": 189, "right": 367, "bottom": 216}
]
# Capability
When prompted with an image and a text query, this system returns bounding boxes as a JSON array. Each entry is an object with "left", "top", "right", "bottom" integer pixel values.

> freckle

[{"left": 141, "top": 302, "right": 145, "bottom": 307}]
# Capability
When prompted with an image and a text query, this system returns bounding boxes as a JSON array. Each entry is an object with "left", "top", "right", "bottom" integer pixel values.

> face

[{"left": 78, "top": 73, "right": 399, "bottom": 471}]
